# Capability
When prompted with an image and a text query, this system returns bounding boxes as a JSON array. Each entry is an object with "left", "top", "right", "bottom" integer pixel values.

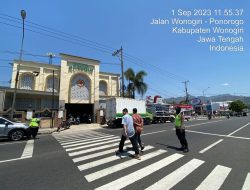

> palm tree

[{"left": 124, "top": 68, "right": 147, "bottom": 99}]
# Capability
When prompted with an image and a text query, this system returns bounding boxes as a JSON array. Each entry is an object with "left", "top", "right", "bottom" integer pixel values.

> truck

[
  {"left": 105, "top": 97, "right": 152, "bottom": 128},
  {"left": 146, "top": 96, "right": 175, "bottom": 123}
]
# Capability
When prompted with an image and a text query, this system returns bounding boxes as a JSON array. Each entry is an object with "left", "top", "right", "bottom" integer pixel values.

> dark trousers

[
  {"left": 176, "top": 128, "right": 188, "bottom": 148},
  {"left": 135, "top": 133, "right": 143, "bottom": 148},
  {"left": 30, "top": 127, "right": 39, "bottom": 138},
  {"left": 119, "top": 134, "right": 140, "bottom": 155}
]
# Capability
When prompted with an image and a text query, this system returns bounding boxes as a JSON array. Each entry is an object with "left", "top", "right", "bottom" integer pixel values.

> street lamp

[{"left": 10, "top": 9, "right": 26, "bottom": 119}]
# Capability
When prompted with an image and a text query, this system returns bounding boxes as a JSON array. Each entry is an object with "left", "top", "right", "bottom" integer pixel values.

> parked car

[{"left": 0, "top": 117, "right": 29, "bottom": 141}]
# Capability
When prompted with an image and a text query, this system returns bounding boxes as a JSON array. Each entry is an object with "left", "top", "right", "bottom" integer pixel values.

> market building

[{"left": 0, "top": 53, "right": 120, "bottom": 123}]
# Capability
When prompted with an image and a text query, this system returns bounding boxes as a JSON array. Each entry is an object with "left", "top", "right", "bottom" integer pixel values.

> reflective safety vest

[
  {"left": 29, "top": 118, "right": 39, "bottom": 128},
  {"left": 175, "top": 114, "right": 182, "bottom": 128}
]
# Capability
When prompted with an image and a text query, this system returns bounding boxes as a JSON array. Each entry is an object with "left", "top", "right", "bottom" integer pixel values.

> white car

[{"left": 0, "top": 117, "right": 30, "bottom": 141}]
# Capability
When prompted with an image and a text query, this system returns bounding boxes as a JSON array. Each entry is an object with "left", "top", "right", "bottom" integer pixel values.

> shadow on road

[{"left": 156, "top": 143, "right": 183, "bottom": 151}]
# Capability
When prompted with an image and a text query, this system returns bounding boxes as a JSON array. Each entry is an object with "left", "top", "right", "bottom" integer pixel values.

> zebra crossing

[{"left": 54, "top": 131, "right": 250, "bottom": 190}]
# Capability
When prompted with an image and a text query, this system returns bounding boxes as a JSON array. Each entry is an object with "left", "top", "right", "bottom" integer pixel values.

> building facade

[{"left": 1, "top": 53, "right": 120, "bottom": 122}]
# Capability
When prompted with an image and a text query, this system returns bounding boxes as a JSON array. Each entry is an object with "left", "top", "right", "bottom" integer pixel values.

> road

[{"left": 0, "top": 116, "right": 250, "bottom": 190}]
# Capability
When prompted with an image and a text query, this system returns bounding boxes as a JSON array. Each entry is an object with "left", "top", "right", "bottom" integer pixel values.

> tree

[
  {"left": 229, "top": 100, "right": 247, "bottom": 113},
  {"left": 124, "top": 68, "right": 147, "bottom": 99}
]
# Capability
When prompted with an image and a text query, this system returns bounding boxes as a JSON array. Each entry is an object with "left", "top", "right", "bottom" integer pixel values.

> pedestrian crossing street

[{"left": 53, "top": 131, "right": 250, "bottom": 190}]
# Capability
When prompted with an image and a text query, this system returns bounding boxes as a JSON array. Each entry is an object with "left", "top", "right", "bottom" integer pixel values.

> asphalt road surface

[{"left": 0, "top": 116, "right": 250, "bottom": 190}]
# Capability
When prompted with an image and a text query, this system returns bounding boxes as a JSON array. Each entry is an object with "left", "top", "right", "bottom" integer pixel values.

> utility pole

[
  {"left": 112, "top": 46, "right": 124, "bottom": 97},
  {"left": 10, "top": 10, "right": 26, "bottom": 119},
  {"left": 182, "top": 80, "right": 189, "bottom": 103}
]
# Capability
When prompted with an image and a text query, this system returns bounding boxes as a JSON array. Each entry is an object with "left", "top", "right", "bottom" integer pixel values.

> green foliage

[
  {"left": 229, "top": 100, "right": 247, "bottom": 113},
  {"left": 124, "top": 68, "right": 147, "bottom": 98}
]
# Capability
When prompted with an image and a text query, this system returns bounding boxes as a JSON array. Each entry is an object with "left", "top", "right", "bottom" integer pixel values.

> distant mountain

[{"left": 164, "top": 94, "right": 250, "bottom": 107}]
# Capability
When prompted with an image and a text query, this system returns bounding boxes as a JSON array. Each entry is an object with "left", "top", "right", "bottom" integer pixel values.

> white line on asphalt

[
  {"left": 141, "top": 130, "right": 167, "bottom": 136},
  {"left": 199, "top": 139, "right": 224, "bottom": 154},
  {"left": 0, "top": 140, "right": 34, "bottom": 164},
  {"left": 227, "top": 123, "right": 250, "bottom": 136},
  {"left": 0, "top": 156, "right": 30, "bottom": 163},
  {"left": 60, "top": 135, "right": 116, "bottom": 145},
  {"left": 55, "top": 132, "right": 109, "bottom": 141},
  {"left": 78, "top": 146, "right": 154, "bottom": 171},
  {"left": 95, "top": 153, "right": 184, "bottom": 190},
  {"left": 85, "top": 149, "right": 167, "bottom": 182},
  {"left": 195, "top": 165, "right": 231, "bottom": 190},
  {"left": 66, "top": 139, "right": 120, "bottom": 152},
  {"left": 185, "top": 120, "right": 225, "bottom": 128},
  {"left": 186, "top": 130, "right": 250, "bottom": 140},
  {"left": 21, "top": 139, "right": 34, "bottom": 158},
  {"left": 63, "top": 136, "right": 119, "bottom": 148},
  {"left": 242, "top": 173, "right": 250, "bottom": 190},
  {"left": 0, "top": 141, "right": 27, "bottom": 146},
  {"left": 146, "top": 159, "right": 204, "bottom": 190},
  {"left": 73, "top": 147, "right": 119, "bottom": 163},
  {"left": 68, "top": 141, "right": 130, "bottom": 157}
]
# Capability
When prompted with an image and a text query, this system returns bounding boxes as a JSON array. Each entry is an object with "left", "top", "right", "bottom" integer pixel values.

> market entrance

[{"left": 65, "top": 103, "right": 94, "bottom": 123}]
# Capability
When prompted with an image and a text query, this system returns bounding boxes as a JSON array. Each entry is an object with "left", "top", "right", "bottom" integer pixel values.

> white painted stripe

[
  {"left": 86, "top": 149, "right": 166, "bottom": 182},
  {"left": 185, "top": 120, "right": 224, "bottom": 128},
  {"left": 199, "top": 139, "right": 224, "bottom": 154},
  {"left": 63, "top": 136, "right": 119, "bottom": 148},
  {"left": 186, "top": 130, "right": 250, "bottom": 140},
  {"left": 55, "top": 131, "right": 107, "bottom": 139},
  {"left": 69, "top": 141, "right": 130, "bottom": 157},
  {"left": 21, "top": 139, "right": 34, "bottom": 158},
  {"left": 242, "top": 173, "right": 250, "bottom": 190},
  {"left": 60, "top": 135, "right": 116, "bottom": 145},
  {"left": 141, "top": 130, "right": 167, "bottom": 137},
  {"left": 146, "top": 159, "right": 204, "bottom": 190},
  {"left": 95, "top": 153, "right": 184, "bottom": 190},
  {"left": 0, "top": 156, "right": 31, "bottom": 163},
  {"left": 66, "top": 139, "right": 120, "bottom": 152},
  {"left": 57, "top": 134, "right": 113, "bottom": 143},
  {"left": 0, "top": 141, "right": 26, "bottom": 146},
  {"left": 78, "top": 146, "right": 154, "bottom": 171},
  {"left": 73, "top": 147, "right": 119, "bottom": 163},
  {"left": 56, "top": 133, "right": 108, "bottom": 142},
  {"left": 227, "top": 123, "right": 250, "bottom": 136},
  {"left": 195, "top": 165, "right": 231, "bottom": 190}
]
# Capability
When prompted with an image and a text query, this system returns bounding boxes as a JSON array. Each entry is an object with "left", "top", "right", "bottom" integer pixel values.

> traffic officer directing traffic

[{"left": 29, "top": 117, "right": 40, "bottom": 139}]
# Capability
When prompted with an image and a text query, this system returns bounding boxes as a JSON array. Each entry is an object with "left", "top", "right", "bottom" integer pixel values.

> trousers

[
  {"left": 176, "top": 128, "right": 188, "bottom": 148},
  {"left": 119, "top": 134, "right": 140, "bottom": 155}
]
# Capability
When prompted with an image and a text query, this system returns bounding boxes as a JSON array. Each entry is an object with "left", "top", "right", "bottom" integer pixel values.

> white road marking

[
  {"left": 141, "top": 130, "right": 167, "bottom": 136},
  {"left": 242, "top": 173, "right": 250, "bottom": 190},
  {"left": 227, "top": 123, "right": 250, "bottom": 136},
  {"left": 56, "top": 133, "right": 109, "bottom": 142},
  {"left": 85, "top": 149, "right": 166, "bottom": 182},
  {"left": 60, "top": 135, "right": 116, "bottom": 145},
  {"left": 68, "top": 141, "right": 130, "bottom": 157},
  {"left": 195, "top": 165, "right": 231, "bottom": 190},
  {"left": 199, "top": 139, "right": 224, "bottom": 154},
  {"left": 0, "top": 139, "right": 34, "bottom": 164},
  {"left": 0, "top": 141, "right": 27, "bottom": 146},
  {"left": 185, "top": 120, "right": 225, "bottom": 128},
  {"left": 186, "top": 130, "right": 250, "bottom": 140},
  {"left": 21, "top": 139, "right": 34, "bottom": 158},
  {"left": 66, "top": 139, "right": 120, "bottom": 152},
  {"left": 146, "top": 159, "right": 204, "bottom": 190},
  {"left": 78, "top": 146, "right": 154, "bottom": 171},
  {"left": 95, "top": 153, "right": 184, "bottom": 190},
  {"left": 63, "top": 136, "right": 119, "bottom": 148},
  {"left": 73, "top": 147, "right": 119, "bottom": 163}
]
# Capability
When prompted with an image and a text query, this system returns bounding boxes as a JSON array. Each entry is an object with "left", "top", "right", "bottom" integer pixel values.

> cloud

[{"left": 222, "top": 83, "right": 230, "bottom": 86}]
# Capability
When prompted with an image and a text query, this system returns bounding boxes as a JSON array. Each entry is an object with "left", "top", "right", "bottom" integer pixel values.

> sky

[{"left": 0, "top": 0, "right": 249, "bottom": 99}]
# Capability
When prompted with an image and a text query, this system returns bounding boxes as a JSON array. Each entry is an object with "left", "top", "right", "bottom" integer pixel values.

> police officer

[
  {"left": 175, "top": 107, "right": 189, "bottom": 153},
  {"left": 29, "top": 117, "right": 40, "bottom": 139}
]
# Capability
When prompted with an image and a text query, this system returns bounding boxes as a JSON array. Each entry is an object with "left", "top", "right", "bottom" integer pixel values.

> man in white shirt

[{"left": 116, "top": 108, "right": 141, "bottom": 160}]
